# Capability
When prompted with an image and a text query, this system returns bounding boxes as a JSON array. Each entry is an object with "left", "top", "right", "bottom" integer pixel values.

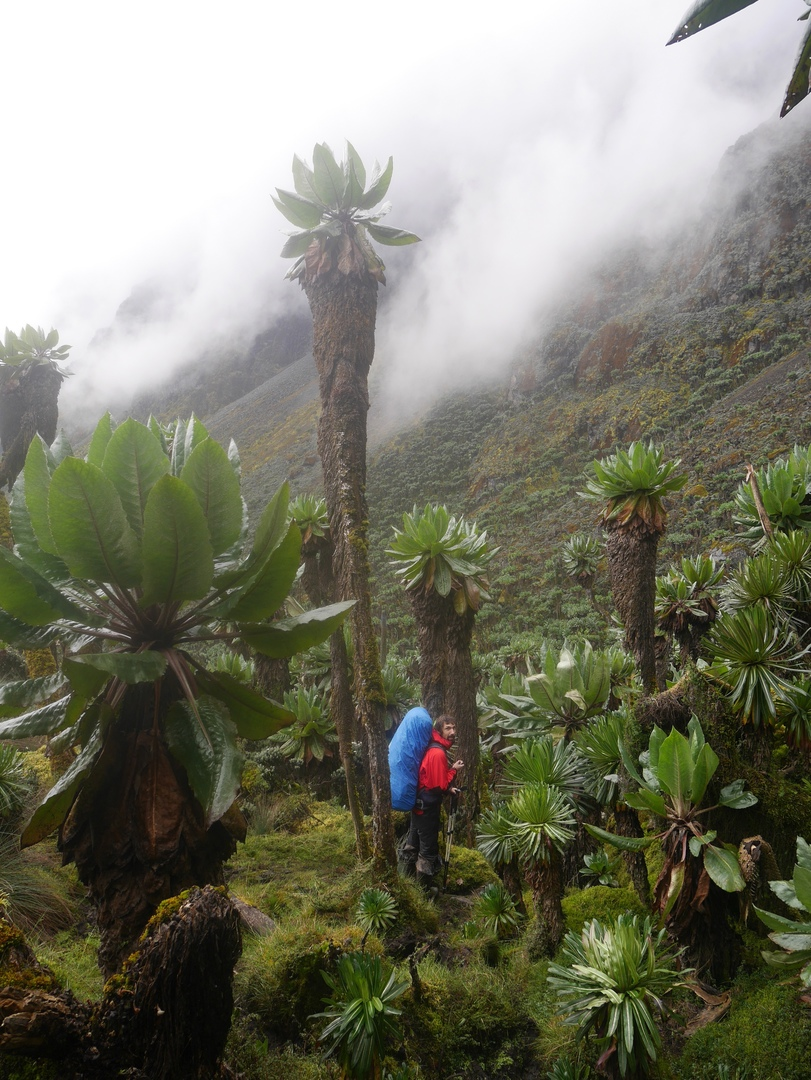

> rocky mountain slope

[{"left": 120, "top": 111, "right": 811, "bottom": 656}]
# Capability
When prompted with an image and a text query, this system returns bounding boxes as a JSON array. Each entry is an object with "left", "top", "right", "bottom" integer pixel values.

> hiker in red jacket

[{"left": 403, "top": 714, "right": 464, "bottom": 890}]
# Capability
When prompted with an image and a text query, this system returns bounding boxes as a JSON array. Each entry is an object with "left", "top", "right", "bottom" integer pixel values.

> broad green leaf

[
  {"left": 196, "top": 669, "right": 296, "bottom": 739},
  {"left": 164, "top": 695, "right": 243, "bottom": 824},
  {"left": 0, "top": 611, "right": 60, "bottom": 649},
  {"left": 690, "top": 742, "right": 719, "bottom": 806},
  {"left": 657, "top": 728, "right": 693, "bottom": 809},
  {"left": 358, "top": 156, "right": 393, "bottom": 210},
  {"left": 48, "top": 458, "right": 141, "bottom": 587},
  {"left": 10, "top": 473, "right": 70, "bottom": 583},
  {"left": 770, "top": 878, "right": 804, "bottom": 910},
  {"left": 64, "top": 651, "right": 167, "bottom": 691},
  {"left": 140, "top": 475, "right": 214, "bottom": 604},
  {"left": 101, "top": 417, "right": 169, "bottom": 537},
  {"left": 703, "top": 844, "right": 745, "bottom": 892},
  {"left": 798, "top": 837, "right": 811, "bottom": 872},
  {"left": 345, "top": 140, "right": 366, "bottom": 203},
  {"left": 364, "top": 222, "right": 421, "bottom": 246},
  {"left": 624, "top": 789, "right": 667, "bottom": 817},
  {"left": 718, "top": 778, "right": 758, "bottom": 809},
  {"left": 782, "top": 20, "right": 811, "bottom": 117},
  {"left": 687, "top": 714, "right": 705, "bottom": 757},
  {"left": 648, "top": 725, "right": 666, "bottom": 774},
  {"left": 280, "top": 231, "right": 318, "bottom": 259},
  {"left": 180, "top": 437, "right": 243, "bottom": 554},
  {"left": 20, "top": 717, "right": 104, "bottom": 847},
  {"left": 291, "top": 154, "right": 321, "bottom": 203},
  {"left": 251, "top": 483, "right": 291, "bottom": 564},
  {"left": 0, "top": 549, "right": 67, "bottom": 625},
  {"left": 753, "top": 905, "right": 811, "bottom": 934},
  {"left": 222, "top": 523, "right": 301, "bottom": 622},
  {"left": 0, "top": 674, "right": 66, "bottom": 718},
  {"left": 239, "top": 600, "right": 354, "bottom": 659},
  {"left": 770, "top": 933, "right": 811, "bottom": 951},
  {"left": 86, "top": 412, "right": 115, "bottom": 468},
  {"left": 584, "top": 822, "right": 655, "bottom": 852},
  {"left": 794, "top": 864, "right": 811, "bottom": 912},
  {"left": 23, "top": 436, "right": 58, "bottom": 555},
  {"left": 312, "top": 143, "right": 345, "bottom": 208},
  {"left": 61, "top": 658, "right": 111, "bottom": 700},
  {"left": 433, "top": 557, "right": 452, "bottom": 597},
  {"left": 0, "top": 695, "right": 71, "bottom": 740},
  {"left": 761, "top": 949, "right": 811, "bottom": 970},
  {"left": 272, "top": 189, "right": 324, "bottom": 229}
]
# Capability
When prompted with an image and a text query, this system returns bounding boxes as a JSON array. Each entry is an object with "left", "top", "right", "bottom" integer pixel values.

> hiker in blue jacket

[{"left": 402, "top": 714, "right": 463, "bottom": 889}]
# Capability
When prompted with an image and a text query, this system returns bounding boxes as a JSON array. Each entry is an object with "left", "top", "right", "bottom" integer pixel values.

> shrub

[
  {"left": 403, "top": 955, "right": 540, "bottom": 1077},
  {"left": 234, "top": 920, "right": 374, "bottom": 1040}
]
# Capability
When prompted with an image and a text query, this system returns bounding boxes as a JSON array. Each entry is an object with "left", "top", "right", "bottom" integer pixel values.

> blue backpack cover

[{"left": 389, "top": 707, "right": 433, "bottom": 811}]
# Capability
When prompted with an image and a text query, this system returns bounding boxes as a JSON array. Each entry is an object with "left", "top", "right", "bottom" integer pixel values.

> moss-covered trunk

[
  {"left": 58, "top": 682, "right": 244, "bottom": 977},
  {"left": 303, "top": 272, "right": 395, "bottom": 870},
  {"left": 604, "top": 523, "right": 660, "bottom": 694},
  {"left": 0, "top": 363, "right": 63, "bottom": 489},
  {"left": 0, "top": 886, "right": 240, "bottom": 1079},
  {"left": 525, "top": 850, "right": 566, "bottom": 956}
]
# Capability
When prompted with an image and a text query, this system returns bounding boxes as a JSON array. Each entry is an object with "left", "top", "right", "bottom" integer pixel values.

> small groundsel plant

[
  {"left": 356, "top": 888, "right": 398, "bottom": 942},
  {"left": 755, "top": 835, "right": 811, "bottom": 988},
  {"left": 546, "top": 1057, "right": 593, "bottom": 1080},
  {"left": 473, "top": 880, "right": 521, "bottom": 939},
  {"left": 315, "top": 952, "right": 409, "bottom": 1079},
  {"left": 547, "top": 914, "right": 685, "bottom": 1078},
  {"left": 580, "top": 849, "right": 621, "bottom": 888}
]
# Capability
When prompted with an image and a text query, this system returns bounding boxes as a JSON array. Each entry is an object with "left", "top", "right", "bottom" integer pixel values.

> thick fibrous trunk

[
  {"left": 525, "top": 852, "right": 565, "bottom": 956},
  {"left": 0, "top": 887, "right": 241, "bottom": 1079},
  {"left": 614, "top": 807, "right": 651, "bottom": 905},
  {"left": 604, "top": 524, "right": 660, "bottom": 695},
  {"left": 300, "top": 537, "right": 369, "bottom": 858},
  {"left": 59, "top": 683, "right": 244, "bottom": 977},
  {"left": 0, "top": 364, "right": 63, "bottom": 489},
  {"left": 409, "top": 587, "right": 480, "bottom": 840},
  {"left": 303, "top": 272, "right": 395, "bottom": 869}
]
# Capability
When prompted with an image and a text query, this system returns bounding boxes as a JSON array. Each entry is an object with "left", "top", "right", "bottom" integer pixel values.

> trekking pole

[{"left": 443, "top": 792, "right": 459, "bottom": 891}]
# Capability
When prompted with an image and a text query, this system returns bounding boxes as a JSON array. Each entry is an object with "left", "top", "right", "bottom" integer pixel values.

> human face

[{"left": 440, "top": 720, "right": 456, "bottom": 743}]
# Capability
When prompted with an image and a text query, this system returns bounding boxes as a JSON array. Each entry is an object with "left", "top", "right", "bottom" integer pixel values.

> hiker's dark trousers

[{"left": 405, "top": 802, "right": 442, "bottom": 877}]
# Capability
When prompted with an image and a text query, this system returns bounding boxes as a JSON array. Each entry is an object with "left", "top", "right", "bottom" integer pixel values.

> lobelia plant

[
  {"left": 0, "top": 413, "right": 352, "bottom": 974},
  {"left": 315, "top": 952, "right": 409, "bottom": 1080},
  {"left": 548, "top": 913, "right": 685, "bottom": 1078},
  {"left": 586, "top": 717, "right": 757, "bottom": 979},
  {"left": 356, "top": 887, "right": 398, "bottom": 945}
]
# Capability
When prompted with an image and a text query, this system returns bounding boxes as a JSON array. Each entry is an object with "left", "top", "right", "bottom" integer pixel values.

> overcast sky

[{"left": 0, "top": 0, "right": 805, "bottom": 423}]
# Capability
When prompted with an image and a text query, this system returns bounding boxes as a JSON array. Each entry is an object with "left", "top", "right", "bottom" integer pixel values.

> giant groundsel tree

[
  {"left": 0, "top": 414, "right": 351, "bottom": 974},
  {"left": 389, "top": 503, "right": 497, "bottom": 831},
  {"left": 275, "top": 142, "right": 419, "bottom": 868},
  {"left": 581, "top": 442, "right": 686, "bottom": 694}
]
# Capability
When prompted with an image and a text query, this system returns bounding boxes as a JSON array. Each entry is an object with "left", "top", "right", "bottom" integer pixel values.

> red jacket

[{"left": 417, "top": 732, "right": 457, "bottom": 804}]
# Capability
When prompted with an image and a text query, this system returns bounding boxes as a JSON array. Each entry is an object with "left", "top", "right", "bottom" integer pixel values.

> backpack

[{"left": 388, "top": 707, "right": 433, "bottom": 811}]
